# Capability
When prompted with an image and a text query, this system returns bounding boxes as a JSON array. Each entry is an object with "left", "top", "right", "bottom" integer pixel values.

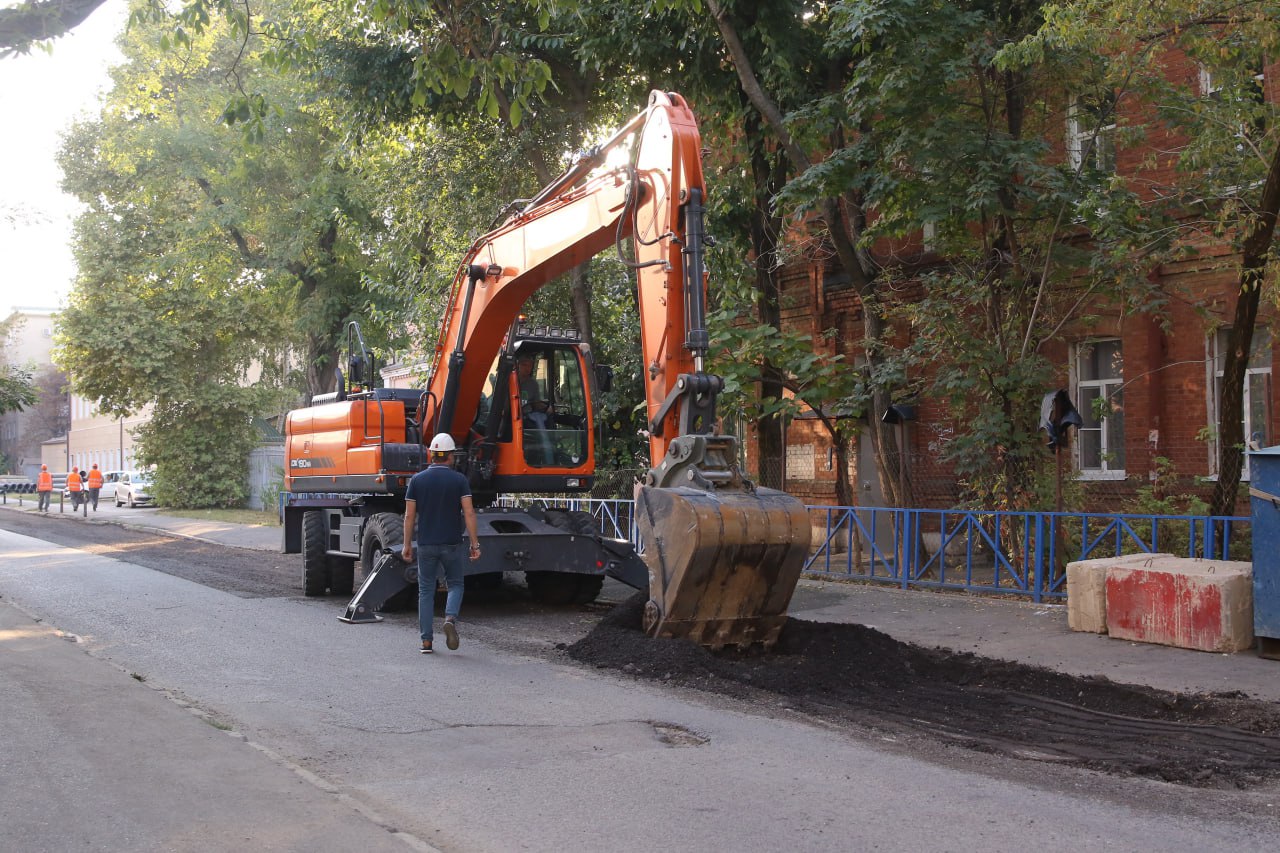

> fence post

[
  {"left": 899, "top": 510, "right": 911, "bottom": 589},
  {"left": 1033, "top": 514, "right": 1046, "bottom": 603}
]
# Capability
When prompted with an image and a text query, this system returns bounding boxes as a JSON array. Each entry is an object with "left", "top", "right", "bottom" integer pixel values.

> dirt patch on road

[{"left": 567, "top": 593, "right": 1280, "bottom": 789}]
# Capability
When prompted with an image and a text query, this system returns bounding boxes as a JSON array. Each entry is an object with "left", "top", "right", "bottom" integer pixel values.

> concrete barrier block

[
  {"left": 1066, "top": 554, "right": 1174, "bottom": 634},
  {"left": 1105, "top": 557, "right": 1254, "bottom": 653}
]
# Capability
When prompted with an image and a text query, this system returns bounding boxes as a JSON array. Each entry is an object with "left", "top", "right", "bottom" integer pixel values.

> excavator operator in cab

[{"left": 516, "top": 354, "right": 551, "bottom": 429}]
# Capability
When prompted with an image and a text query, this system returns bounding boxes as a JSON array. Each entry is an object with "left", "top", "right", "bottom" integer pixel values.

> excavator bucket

[{"left": 635, "top": 483, "right": 812, "bottom": 650}]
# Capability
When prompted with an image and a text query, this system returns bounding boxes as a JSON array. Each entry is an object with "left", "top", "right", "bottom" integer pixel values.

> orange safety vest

[
  {"left": 37, "top": 471, "right": 52, "bottom": 492},
  {"left": 88, "top": 468, "right": 104, "bottom": 489},
  {"left": 67, "top": 471, "right": 83, "bottom": 492}
]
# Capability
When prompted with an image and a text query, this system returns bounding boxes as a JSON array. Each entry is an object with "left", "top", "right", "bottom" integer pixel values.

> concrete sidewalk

[{"left": 4, "top": 500, "right": 1277, "bottom": 703}]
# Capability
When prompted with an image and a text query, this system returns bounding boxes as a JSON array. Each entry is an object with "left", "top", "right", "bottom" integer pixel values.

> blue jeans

[{"left": 417, "top": 543, "right": 465, "bottom": 641}]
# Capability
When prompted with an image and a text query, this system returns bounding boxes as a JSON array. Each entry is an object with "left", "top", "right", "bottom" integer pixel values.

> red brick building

[{"left": 752, "top": 52, "right": 1277, "bottom": 514}]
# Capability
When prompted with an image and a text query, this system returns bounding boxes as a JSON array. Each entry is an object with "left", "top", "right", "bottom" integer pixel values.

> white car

[
  {"left": 99, "top": 470, "right": 127, "bottom": 501},
  {"left": 115, "top": 472, "right": 155, "bottom": 508}
]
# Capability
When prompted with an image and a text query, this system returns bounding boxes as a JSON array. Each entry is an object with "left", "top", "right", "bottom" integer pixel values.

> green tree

[
  {"left": 0, "top": 315, "right": 39, "bottom": 415},
  {"left": 683, "top": 0, "right": 1191, "bottom": 509},
  {"left": 55, "top": 3, "right": 391, "bottom": 506},
  {"left": 0, "top": 0, "right": 109, "bottom": 55},
  {"left": 0, "top": 365, "right": 38, "bottom": 414}
]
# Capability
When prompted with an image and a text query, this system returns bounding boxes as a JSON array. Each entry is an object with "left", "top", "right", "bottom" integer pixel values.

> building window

[
  {"left": 1067, "top": 92, "right": 1117, "bottom": 172},
  {"left": 1199, "top": 61, "right": 1265, "bottom": 101},
  {"left": 1074, "top": 339, "right": 1125, "bottom": 477},
  {"left": 921, "top": 221, "right": 937, "bottom": 252},
  {"left": 785, "top": 443, "right": 815, "bottom": 481},
  {"left": 1212, "top": 327, "right": 1272, "bottom": 478}
]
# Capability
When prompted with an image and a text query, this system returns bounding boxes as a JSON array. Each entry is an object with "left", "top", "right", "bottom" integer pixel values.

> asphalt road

[{"left": 2, "top": 513, "right": 1278, "bottom": 852}]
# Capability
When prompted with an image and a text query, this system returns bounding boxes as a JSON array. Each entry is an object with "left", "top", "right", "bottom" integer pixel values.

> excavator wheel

[
  {"left": 525, "top": 510, "right": 604, "bottom": 605},
  {"left": 360, "top": 512, "right": 415, "bottom": 611},
  {"left": 567, "top": 511, "right": 605, "bottom": 604},
  {"left": 635, "top": 484, "right": 811, "bottom": 650},
  {"left": 301, "top": 510, "right": 332, "bottom": 597}
]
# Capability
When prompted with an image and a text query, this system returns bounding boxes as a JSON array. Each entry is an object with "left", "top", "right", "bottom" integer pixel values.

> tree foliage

[
  {"left": 0, "top": 0, "right": 108, "bottom": 55},
  {"left": 55, "top": 1, "right": 393, "bottom": 507},
  {"left": 0, "top": 365, "right": 38, "bottom": 414},
  {"left": 38, "top": 0, "right": 1277, "bottom": 512}
]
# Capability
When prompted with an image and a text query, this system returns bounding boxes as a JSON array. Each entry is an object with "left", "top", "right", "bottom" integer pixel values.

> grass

[{"left": 157, "top": 507, "right": 281, "bottom": 527}]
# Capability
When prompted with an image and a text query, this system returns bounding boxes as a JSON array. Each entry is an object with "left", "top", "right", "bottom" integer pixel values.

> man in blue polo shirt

[{"left": 401, "top": 433, "right": 481, "bottom": 654}]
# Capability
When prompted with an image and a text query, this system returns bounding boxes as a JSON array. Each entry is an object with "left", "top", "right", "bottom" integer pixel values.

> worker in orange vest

[
  {"left": 37, "top": 464, "right": 53, "bottom": 513},
  {"left": 87, "top": 464, "right": 105, "bottom": 511},
  {"left": 67, "top": 466, "right": 83, "bottom": 511}
]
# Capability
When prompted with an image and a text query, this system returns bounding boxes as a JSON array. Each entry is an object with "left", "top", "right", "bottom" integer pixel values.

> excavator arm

[
  {"left": 426, "top": 91, "right": 810, "bottom": 649},
  {"left": 426, "top": 92, "right": 716, "bottom": 465}
]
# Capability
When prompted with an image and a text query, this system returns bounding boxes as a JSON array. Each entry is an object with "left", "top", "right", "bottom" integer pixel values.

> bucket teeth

[{"left": 635, "top": 484, "right": 811, "bottom": 650}]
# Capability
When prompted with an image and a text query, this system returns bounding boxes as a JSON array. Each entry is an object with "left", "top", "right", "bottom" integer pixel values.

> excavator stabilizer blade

[{"left": 635, "top": 484, "right": 811, "bottom": 650}]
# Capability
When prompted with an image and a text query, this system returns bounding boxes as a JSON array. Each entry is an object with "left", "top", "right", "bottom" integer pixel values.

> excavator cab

[
  {"left": 462, "top": 324, "right": 599, "bottom": 505},
  {"left": 509, "top": 345, "right": 590, "bottom": 469}
]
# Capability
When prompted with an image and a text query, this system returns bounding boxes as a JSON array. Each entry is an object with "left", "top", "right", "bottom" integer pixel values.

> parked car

[
  {"left": 115, "top": 472, "right": 155, "bottom": 508},
  {"left": 100, "top": 470, "right": 127, "bottom": 501}
]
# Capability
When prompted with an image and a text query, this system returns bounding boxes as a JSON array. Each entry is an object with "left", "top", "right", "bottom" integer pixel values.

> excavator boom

[{"left": 424, "top": 91, "right": 810, "bottom": 649}]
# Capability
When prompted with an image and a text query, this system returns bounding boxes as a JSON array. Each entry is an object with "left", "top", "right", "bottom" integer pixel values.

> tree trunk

[
  {"left": 1210, "top": 136, "right": 1280, "bottom": 517},
  {"left": 747, "top": 110, "right": 787, "bottom": 489},
  {"left": 304, "top": 328, "right": 340, "bottom": 401},
  {"left": 832, "top": 430, "right": 854, "bottom": 507},
  {"left": 707, "top": 0, "right": 900, "bottom": 504},
  {"left": 568, "top": 265, "right": 593, "bottom": 348}
]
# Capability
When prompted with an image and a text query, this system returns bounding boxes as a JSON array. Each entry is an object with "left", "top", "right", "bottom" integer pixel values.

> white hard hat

[{"left": 429, "top": 433, "right": 456, "bottom": 453}]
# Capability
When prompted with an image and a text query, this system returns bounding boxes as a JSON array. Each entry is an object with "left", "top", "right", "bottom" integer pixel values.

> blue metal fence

[
  {"left": 298, "top": 492, "right": 1249, "bottom": 602},
  {"left": 793, "top": 506, "right": 1247, "bottom": 602},
  {"left": 518, "top": 497, "right": 1248, "bottom": 603}
]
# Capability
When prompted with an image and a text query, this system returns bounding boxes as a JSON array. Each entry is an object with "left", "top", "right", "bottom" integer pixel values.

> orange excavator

[{"left": 282, "top": 91, "right": 811, "bottom": 649}]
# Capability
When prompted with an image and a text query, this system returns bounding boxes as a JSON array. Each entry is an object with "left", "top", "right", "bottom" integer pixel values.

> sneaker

[
  {"left": 443, "top": 620, "right": 459, "bottom": 650},
  {"left": 420, "top": 640, "right": 433, "bottom": 654}
]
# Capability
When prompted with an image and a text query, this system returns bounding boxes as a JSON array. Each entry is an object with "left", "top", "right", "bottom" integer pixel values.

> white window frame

[
  {"left": 1199, "top": 64, "right": 1265, "bottom": 100},
  {"left": 1208, "top": 327, "right": 1273, "bottom": 481},
  {"left": 921, "top": 220, "right": 937, "bottom": 252},
  {"left": 1199, "top": 66, "right": 1223, "bottom": 98},
  {"left": 1072, "top": 339, "right": 1126, "bottom": 480},
  {"left": 1067, "top": 94, "right": 1117, "bottom": 173}
]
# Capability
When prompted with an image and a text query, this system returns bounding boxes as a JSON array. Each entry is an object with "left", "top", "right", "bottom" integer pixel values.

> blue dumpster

[{"left": 1250, "top": 445, "right": 1280, "bottom": 659}]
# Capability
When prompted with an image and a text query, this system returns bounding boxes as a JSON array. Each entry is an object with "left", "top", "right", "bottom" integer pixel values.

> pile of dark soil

[{"left": 566, "top": 593, "right": 1280, "bottom": 788}]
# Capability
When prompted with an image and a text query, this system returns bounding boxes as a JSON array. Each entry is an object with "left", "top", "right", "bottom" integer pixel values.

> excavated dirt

[{"left": 567, "top": 593, "right": 1280, "bottom": 789}]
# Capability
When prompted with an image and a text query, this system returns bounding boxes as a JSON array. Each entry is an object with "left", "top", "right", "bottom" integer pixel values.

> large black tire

[
  {"left": 566, "top": 511, "right": 604, "bottom": 604},
  {"left": 526, "top": 510, "right": 603, "bottom": 605},
  {"left": 360, "top": 512, "right": 414, "bottom": 610},
  {"left": 301, "top": 510, "right": 332, "bottom": 597}
]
